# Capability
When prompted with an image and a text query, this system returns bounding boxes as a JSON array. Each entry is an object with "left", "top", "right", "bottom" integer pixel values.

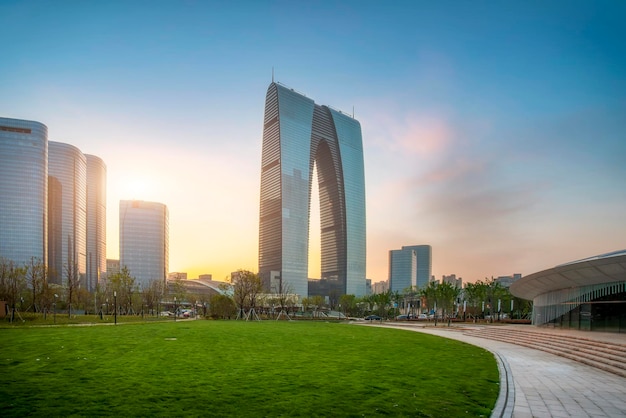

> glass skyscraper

[
  {"left": 86, "top": 154, "right": 107, "bottom": 291},
  {"left": 120, "top": 200, "right": 169, "bottom": 289},
  {"left": 48, "top": 141, "right": 87, "bottom": 286},
  {"left": 0, "top": 117, "right": 48, "bottom": 266},
  {"left": 258, "top": 82, "right": 366, "bottom": 298},
  {"left": 389, "top": 245, "right": 432, "bottom": 292}
]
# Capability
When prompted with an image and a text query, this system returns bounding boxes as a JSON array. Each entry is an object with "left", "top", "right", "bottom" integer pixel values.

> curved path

[{"left": 361, "top": 323, "right": 626, "bottom": 418}]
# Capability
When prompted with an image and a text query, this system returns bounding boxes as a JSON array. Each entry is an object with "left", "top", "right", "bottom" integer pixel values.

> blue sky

[{"left": 2, "top": 1, "right": 625, "bottom": 284}]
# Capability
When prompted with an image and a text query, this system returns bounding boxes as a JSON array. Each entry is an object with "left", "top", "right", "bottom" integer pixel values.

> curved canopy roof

[{"left": 510, "top": 250, "right": 626, "bottom": 300}]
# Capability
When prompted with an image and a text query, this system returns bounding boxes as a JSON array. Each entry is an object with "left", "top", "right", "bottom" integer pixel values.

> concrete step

[{"left": 465, "top": 328, "right": 626, "bottom": 378}]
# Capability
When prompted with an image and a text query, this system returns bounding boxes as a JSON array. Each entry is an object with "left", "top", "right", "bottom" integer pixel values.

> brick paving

[{"left": 363, "top": 322, "right": 626, "bottom": 418}]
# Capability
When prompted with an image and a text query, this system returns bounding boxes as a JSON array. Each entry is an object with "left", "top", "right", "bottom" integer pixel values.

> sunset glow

[{"left": 2, "top": 1, "right": 624, "bottom": 285}]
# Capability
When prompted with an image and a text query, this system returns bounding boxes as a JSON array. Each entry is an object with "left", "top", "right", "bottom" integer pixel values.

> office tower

[
  {"left": 388, "top": 245, "right": 432, "bottom": 292},
  {"left": 0, "top": 117, "right": 48, "bottom": 266},
  {"left": 403, "top": 245, "right": 432, "bottom": 289},
  {"left": 85, "top": 155, "right": 106, "bottom": 291},
  {"left": 258, "top": 82, "right": 366, "bottom": 298},
  {"left": 48, "top": 141, "right": 87, "bottom": 286},
  {"left": 120, "top": 200, "right": 169, "bottom": 289},
  {"left": 389, "top": 248, "right": 417, "bottom": 292}
]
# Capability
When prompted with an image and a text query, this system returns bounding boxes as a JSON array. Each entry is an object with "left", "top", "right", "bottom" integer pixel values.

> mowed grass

[{"left": 0, "top": 321, "right": 498, "bottom": 417}]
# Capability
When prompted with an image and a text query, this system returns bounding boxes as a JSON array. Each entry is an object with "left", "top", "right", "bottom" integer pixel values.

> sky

[{"left": 1, "top": 1, "right": 625, "bottom": 285}]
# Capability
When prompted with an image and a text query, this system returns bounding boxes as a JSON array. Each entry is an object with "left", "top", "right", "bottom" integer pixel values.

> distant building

[
  {"left": 388, "top": 244, "right": 432, "bottom": 292},
  {"left": 0, "top": 117, "right": 48, "bottom": 266},
  {"left": 48, "top": 141, "right": 87, "bottom": 287},
  {"left": 403, "top": 245, "right": 432, "bottom": 289},
  {"left": 106, "top": 259, "right": 120, "bottom": 278},
  {"left": 494, "top": 274, "right": 522, "bottom": 288},
  {"left": 120, "top": 200, "right": 169, "bottom": 289},
  {"left": 389, "top": 248, "right": 416, "bottom": 292},
  {"left": 442, "top": 274, "right": 462, "bottom": 288},
  {"left": 85, "top": 155, "right": 106, "bottom": 292},
  {"left": 372, "top": 280, "right": 388, "bottom": 294},
  {"left": 168, "top": 272, "right": 188, "bottom": 281},
  {"left": 365, "top": 278, "right": 372, "bottom": 295},
  {"left": 198, "top": 274, "right": 213, "bottom": 281}
]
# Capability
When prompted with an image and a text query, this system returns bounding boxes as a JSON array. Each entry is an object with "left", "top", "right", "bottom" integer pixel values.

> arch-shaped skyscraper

[{"left": 259, "top": 82, "right": 366, "bottom": 298}]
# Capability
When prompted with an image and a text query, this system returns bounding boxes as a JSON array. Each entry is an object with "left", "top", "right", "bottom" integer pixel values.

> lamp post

[
  {"left": 114, "top": 291, "right": 117, "bottom": 325},
  {"left": 53, "top": 294, "right": 58, "bottom": 324},
  {"left": 174, "top": 297, "right": 177, "bottom": 322}
]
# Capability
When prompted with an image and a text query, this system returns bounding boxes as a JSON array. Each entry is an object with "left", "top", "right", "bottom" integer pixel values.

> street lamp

[
  {"left": 53, "top": 294, "right": 58, "bottom": 324},
  {"left": 114, "top": 291, "right": 117, "bottom": 325},
  {"left": 174, "top": 297, "right": 177, "bottom": 322}
]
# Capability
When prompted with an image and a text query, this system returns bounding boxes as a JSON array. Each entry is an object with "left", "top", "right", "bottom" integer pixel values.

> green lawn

[{"left": 0, "top": 321, "right": 498, "bottom": 417}]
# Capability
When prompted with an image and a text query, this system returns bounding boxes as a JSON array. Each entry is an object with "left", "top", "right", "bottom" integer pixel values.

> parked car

[
  {"left": 417, "top": 313, "right": 428, "bottom": 320},
  {"left": 396, "top": 314, "right": 409, "bottom": 320},
  {"left": 364, "top": 315, "right": 382, "bottom": 321}
]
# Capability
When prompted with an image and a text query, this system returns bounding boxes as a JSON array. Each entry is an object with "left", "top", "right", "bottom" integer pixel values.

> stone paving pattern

[{"left": 366, "top": 323, "right": 626, "bottom": 418}]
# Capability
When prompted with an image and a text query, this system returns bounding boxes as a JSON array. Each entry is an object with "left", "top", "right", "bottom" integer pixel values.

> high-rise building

[
  {"left": 0, "top": 117, "right": 48, "bottom": 266},
  {"left": 48, "top": 141, "right": 87, "bottom": 286},
  {"left": 388, "top": 245, "right": 432, "bottom": 292},
  {"left": 119, "top": 200, "right": 169, "bottom": 289},
  {"left": 389, "top": 248, "right": 416, "bottom": 292},
  {"left": 403, "top": 245, "right": 432, "bottom": 289},
  {"left": 258, "top": 82, "right": 366, "bottom": 298},
  {"left": 85, "top": 155, "right": 106, "bottom": 291}
]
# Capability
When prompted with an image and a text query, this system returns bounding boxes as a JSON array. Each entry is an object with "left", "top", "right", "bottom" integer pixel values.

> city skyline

[{"left": 2, "top": 2, "right": 624, "bottom": 284}]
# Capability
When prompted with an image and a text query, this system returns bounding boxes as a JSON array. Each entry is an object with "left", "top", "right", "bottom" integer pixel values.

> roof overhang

[{"left": 509, "top": 250, "right": 626, "bottom": 300}]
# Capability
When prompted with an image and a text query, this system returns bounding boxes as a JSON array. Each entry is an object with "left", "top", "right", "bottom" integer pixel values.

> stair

[{"left": 464, "top": 327, "right": 626, "bottom": 379}]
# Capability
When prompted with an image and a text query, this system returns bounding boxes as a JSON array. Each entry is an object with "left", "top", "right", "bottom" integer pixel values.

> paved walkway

[{"left": 363, "top": 323, "right": 626, "bottom": 418}]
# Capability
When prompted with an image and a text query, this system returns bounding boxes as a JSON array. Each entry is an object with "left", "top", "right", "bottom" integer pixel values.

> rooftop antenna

[{"left": 352, "top": 105, "right": 355, "bottom": 118}]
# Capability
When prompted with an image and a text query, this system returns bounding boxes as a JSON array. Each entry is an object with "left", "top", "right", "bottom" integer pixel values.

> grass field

[{"left": 0, "top": 321, "right": 499, "bottom": 417}]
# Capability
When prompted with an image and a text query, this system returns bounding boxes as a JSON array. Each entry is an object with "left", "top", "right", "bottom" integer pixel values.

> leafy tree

[
  {"left": 274, "top": 279, "right": 295, "bottom": 318},
  {"left": 208, "top": 293, "right": 236, "bottom": 319},
  {"left": 231, "top": 269, "right": 263, "bottom": 319},
  {"left": 339, "top": 294, "right": 358, "bottom": 317},
  {"left": 310, "top": 295, "right": 326, "bottom": 317},
  {"left": 108, "top": 266, "right": 137, "bottom": 315}
]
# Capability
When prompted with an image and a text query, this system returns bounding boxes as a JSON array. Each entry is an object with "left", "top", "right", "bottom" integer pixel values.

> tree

[
  {"left": 274, "top": 279, "right": 295, "bottom": 319},
  {"left": 208, "top": 293, "right": 236, "bottom": 319},
  {"left": 310, "top": 295, "right": 326, "bottom": 317},
  {"left": 339, "top": 294, "right": 358, "bottom": 317},
  {"left": 0, "top": 258, "right": 27, "bottom": 321},
  {"left": 63, "top": 261, "right": 80, "bottom": 317},
  {"left": 143, "top": 279, "right": 165, "bottom": 316},
  {"left": 231, "top": 269, "right": 263, "bottom": 320},
  {"left": 26, "top": 257, "right": 47, "bottom": 312},
  {"left": 108, "top": 266, "right": 137, "bottom": 315}
]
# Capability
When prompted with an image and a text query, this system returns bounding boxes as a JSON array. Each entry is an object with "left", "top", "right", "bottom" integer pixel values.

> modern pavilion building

[
  {"left": 510, "top": 250, "right": 626, "bottom": 333},
  {"left": 119, "top": 200, "right": 169, "bottom": 289},
  {"left": 48, "top": 141, "right": 87, "bottom": 286},
  {"left": 258, "top": 82, "right": 366, "bottom": 298},
  {"left": 0, "top": 117, "right": 48, "bottom": 266},
  {"left": 85, "top": 155, "right": 107, "bottom": 291}
]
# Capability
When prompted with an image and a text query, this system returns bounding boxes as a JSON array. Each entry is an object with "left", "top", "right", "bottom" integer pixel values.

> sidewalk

[{"left": 366, "top": 323, "right": 626, "bottom": 418}]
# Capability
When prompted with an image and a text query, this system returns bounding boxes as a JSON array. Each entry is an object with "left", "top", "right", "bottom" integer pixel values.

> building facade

[
  {"left": 85, "top": 155, "right": 107, "bottom": 292},
  {"left": 0, "top": 118, "right": 48, "bottom": 266},
  {"left": 389, "top": 248, "right": 416, "bottom": 292},
  {"left": 258, "top": 82, "right": 366, "bottom": 298},
  {"left": 510, "top": 250, "right": 626, "bottom": 333},
  {"left": 48, "top": 141, "right": 87, "bottom": 286},
  {"left": 119, "top": 200, "right": 169, "bottom": 289},
  {"left": 389, "top": 245, "right": 432, "bottom": 292}
]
